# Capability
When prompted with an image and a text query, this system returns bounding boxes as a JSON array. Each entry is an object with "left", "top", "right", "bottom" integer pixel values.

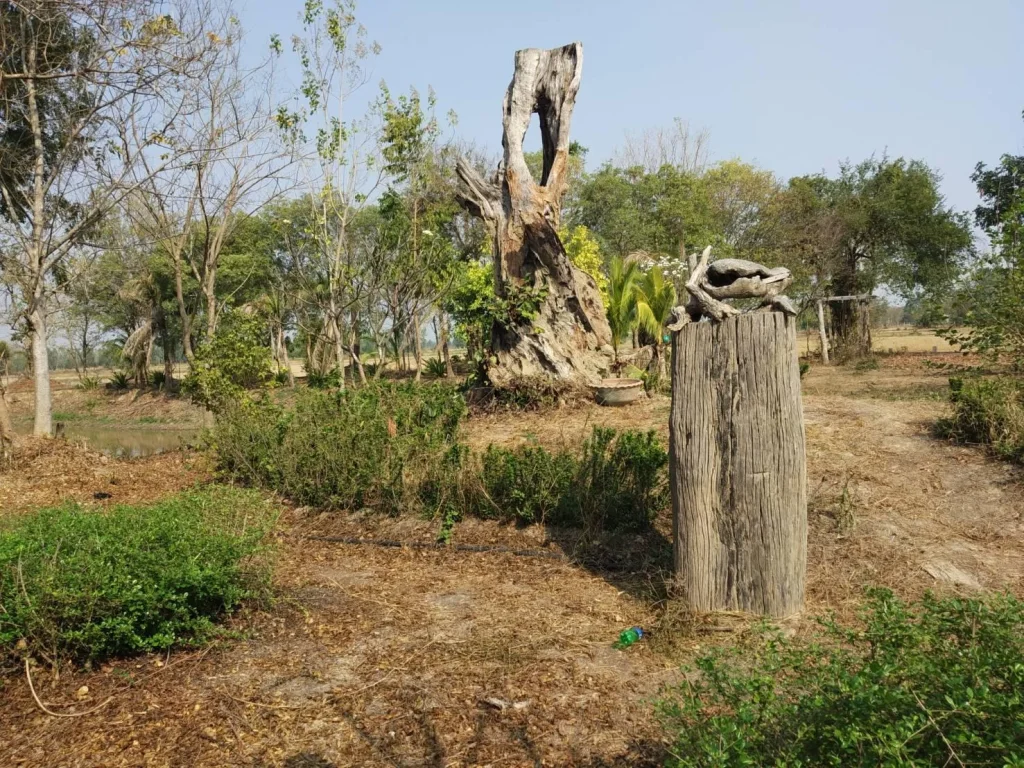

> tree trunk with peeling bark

[{"left": 455, "top": 43, "right": 611, "bottom": 386}]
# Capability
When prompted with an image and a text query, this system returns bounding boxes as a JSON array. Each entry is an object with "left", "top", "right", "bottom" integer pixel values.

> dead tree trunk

[
  {"left": 669, "top": 312, "right": 807, "bottom": 617},
  {"left": 455, "top": 43, "right": 611, "bottom": 386}
]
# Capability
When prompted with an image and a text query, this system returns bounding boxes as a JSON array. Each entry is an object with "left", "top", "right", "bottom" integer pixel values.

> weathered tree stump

[
  {"left": 669, "top": 311, "right": 807, "bottom": 617},
  {"left": 455, "top": 43, "right": 612, "bottom": 386}
]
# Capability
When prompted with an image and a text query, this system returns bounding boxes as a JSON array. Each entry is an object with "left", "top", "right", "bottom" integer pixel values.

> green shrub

[
  {"left": 472, "top": 427, "right": 668, "bottom": 531},
  {"left": 567, "top": 427, "right": 668, "bottom": 532},
  {"left": 182, "top": 311, "right": 273, "bottom": 410},
  {"left": 151, "top": 370, "right": 167, "bottom": 390},
  {"left": 658, "top": 588, "right": 1024, "bottom": 767},
  {"left": 799, "top": 361, "right": 810, "bottom": 378},
  {"left": 424, "top": 357, "right": 448, "bottom": 377},
  {"left": 0, "top": 487, "right": 276, "bottom": 665},
  {"left": 478, "top": 440, "right": 577, "bottom": 524},
  {"left": 211, "top": 382, "right": 466, "bottom": 513},
  {"left": 936, "top": 376, "right": 1024, "bottom": 463},
  {"left": 77, "top": 375, "right": 100, "bottom": 391},
  {"left": 853, "top": 356, "right": 880, "bottom": 372}
]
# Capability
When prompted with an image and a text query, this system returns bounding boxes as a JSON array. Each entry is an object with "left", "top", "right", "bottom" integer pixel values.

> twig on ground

[{"left": 25, "top": 659, "right": 115, "bottom": 718}]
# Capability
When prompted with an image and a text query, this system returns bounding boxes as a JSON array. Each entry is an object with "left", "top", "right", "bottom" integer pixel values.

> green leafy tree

[
  {"left": 943, "top": 121, "right": 1024, "bottom": 369},
  {"left": 789, "top": 158, "right": 974, "bottom": 358},
  {"left": 0, "top": 0, "right": 216, "bottom": 435}
]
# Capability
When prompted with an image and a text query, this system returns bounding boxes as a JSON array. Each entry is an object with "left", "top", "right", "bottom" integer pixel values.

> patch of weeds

[
  {"left": 658, "top": 588, "right": 1024, "bottom": 767},
  {"left": 468, "top": 427, "right": 668, "bottom": 533},
  {"left": 852, "top": 356, "right": 880, "bottom": 373},
  {"left": 108, "top": 371, "right": 131, "bottom": 391},
  {"left": 935, "top": 375, "right": 1024, "bottom": 463},
  {"left": 0, "top": 486, "right": 276, "bottom": 666},
  {"left": 424, "top": 357, "right": 448, "bottom": 378},
  {"left": 77, "top": 376, "right": 100, "bottom": 391}
]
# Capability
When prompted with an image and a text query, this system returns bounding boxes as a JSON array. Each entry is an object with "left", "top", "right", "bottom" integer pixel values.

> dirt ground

[{"left": 1, "top": 355, "right": 1022, "bottom": 767}]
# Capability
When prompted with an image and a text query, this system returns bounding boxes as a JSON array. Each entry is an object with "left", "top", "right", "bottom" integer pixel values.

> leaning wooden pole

[{"left": 668, "top": 251, "right": 807, "bottom": 617}]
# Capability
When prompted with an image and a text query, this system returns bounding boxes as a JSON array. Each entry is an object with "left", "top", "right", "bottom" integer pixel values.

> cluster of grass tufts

[
  {"left": 935, "top": 375, "right": 1024, "bottom": 463},
  {"left": 0, "top": 487, "right": 276, "bottom": 665},
  {"left": 658, "top": 588, "right": 1024, "bottom": 767},
  {"left": 211, "top": 382, "right": 466, "bottom": 513},
  {"left": 428, "top": 427, "right": 669, "bottom": 540}
]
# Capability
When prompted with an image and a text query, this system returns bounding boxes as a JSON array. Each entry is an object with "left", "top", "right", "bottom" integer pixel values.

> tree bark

[
  {"left": 28, "top": 308, "right": 52, "bottom": 437},
  {"left": 669, "top": 312, "right": 807, "bottom": 617},
  {"left": 412, "top": 310, "right": 423, "bottom": 382},
  {"left": 440, "top": 313, "right": 454, "bottom": 377},
  {"left": 455, "top": 43, "right": 611, "bottom": 386},
  {"left": 0, "top": 383, "right": 14, "bottom": 464}
]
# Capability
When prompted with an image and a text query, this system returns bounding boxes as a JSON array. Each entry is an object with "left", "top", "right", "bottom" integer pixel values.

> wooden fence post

[
  {"left": 816, "top": 299, "right": 829, "bottom": 365},
  {"left": 669, "top": 311, "right": 807, "bottom": 617}
]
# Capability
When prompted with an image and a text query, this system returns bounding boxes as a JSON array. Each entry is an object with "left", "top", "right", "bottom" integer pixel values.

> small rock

[{"left": 75, "top": 686, "right": 89, "bottom": 700}]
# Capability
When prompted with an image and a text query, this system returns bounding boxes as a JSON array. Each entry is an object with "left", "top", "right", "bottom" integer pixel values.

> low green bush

[
  {"left": 658, "top": 588, "right": 1024, "bottom": 767},
  {"left": 211, "top": 382, "right": 466, "bottom": 513},
  {"left": 471, "top": 427, "right": 668, "bottom": 531},
  {"left": 0, "top": 487, "right": 275, "bottom": 665},
  {"left": 477, "top": 440, "right": 577, "bottom": 524},
  {"left": 936, "top": 376, "right": 1024, "bottom": 463},
  {"left": 464, "top": 375, "right": 592, "bottom": 411}
]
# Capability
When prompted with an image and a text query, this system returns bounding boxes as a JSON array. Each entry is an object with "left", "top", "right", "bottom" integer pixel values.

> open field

[
  {"left": 1, "top": 354, "right": 1022, "bottom": 767},
  {"left": 797, "top": 325, "right": 962, "bottom": 356}
]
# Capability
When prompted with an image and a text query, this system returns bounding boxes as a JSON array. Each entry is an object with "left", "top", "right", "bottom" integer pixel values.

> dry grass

[
  {"left": 798, "top": 325, "right": 961, "bottom": 355},
  {"left": 1, "top": 356, "right": 1022, "bottom": 766}
]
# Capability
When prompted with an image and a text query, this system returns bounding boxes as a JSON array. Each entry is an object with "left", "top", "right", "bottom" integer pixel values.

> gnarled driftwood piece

[
  {"left": 454, "top": 43, "right": 612, "bottom": 386},
  {"left": 670, "top": 247, "right": 798, "bottom": 328}
]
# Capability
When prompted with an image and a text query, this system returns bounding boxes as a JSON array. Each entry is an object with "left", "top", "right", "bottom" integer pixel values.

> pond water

[{"left": 15, "top": 423, "right": 200, "bottom": 458}]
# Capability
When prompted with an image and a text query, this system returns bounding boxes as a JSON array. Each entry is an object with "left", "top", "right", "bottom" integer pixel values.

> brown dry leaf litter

[
  {"left": 0, "top": 437, "right": 210, "bottom": 517},
  {"left": 1, "top": 358, "right": 1023, "bottom": 767}
]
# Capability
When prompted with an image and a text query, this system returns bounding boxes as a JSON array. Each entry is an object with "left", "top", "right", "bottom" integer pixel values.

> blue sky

[{"left": 243, "top": 0, "right": 1024, "bottom": 214}]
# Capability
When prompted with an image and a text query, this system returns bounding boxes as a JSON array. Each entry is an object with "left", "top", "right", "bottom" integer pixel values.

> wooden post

[
  {"left": 669, "top": 312, "right": 807, "bottom": 617},
  {"left": 816, "top": 299, "right": 829, "bottom": 365}
]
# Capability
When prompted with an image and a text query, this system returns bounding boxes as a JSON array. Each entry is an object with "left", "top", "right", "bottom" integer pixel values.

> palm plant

[
  {"left": 634, "top": 266, "right": 677, "bottom": 378},
  {"left": 605, "top": 256, "right": 642, "bottom": 366}
]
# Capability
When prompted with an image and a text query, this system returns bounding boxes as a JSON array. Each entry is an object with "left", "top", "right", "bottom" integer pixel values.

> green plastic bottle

[{"left": 614, "top": 626, "right": 644, "bottom": 649}]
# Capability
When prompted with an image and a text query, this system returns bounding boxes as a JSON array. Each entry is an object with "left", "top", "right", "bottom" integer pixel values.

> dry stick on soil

[{"left": 24, "top": 659, "right": 116, "bottom": 718}]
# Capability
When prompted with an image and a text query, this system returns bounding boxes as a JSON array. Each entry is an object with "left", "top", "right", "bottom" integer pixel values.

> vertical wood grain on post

[{"left": 669, "top": 312, "right": 807, "bottom": 617}]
